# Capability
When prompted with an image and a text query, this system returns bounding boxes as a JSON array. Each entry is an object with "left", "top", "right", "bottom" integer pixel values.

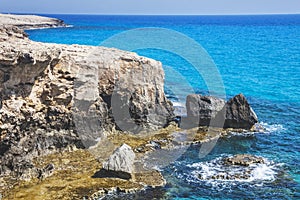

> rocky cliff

[
  {"left": 0, "top": 14, "right": 66, "bottom": 29},
  {"left": 0, "top": 24, "right": 174, "bottom": 176}
]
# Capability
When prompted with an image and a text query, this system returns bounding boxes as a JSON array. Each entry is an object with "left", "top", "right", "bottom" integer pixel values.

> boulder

[
  {"left": 185, "top": 94, "right": 225, "bottom": 127},
  {"left": 224, "top": 94, "right": 258, "bottom": 129},
  {"left": 102, "top": 144, "right": 136, "bottom": 179}
]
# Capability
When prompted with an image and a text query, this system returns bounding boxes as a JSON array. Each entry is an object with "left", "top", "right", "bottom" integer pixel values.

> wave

[
  {"left": 259, "top": 122, "right": 286, "bottom": 133},
  {"left": 228, "top": 122, "right": 286, "bottom": 138},
  {"left": 173, "top": 155, "right": 282, "bottom": 189}
]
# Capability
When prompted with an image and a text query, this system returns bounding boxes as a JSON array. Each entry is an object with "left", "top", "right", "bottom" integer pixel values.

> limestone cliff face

[{"left": 0, "top": 25, "right": 174, "bottom": 176}]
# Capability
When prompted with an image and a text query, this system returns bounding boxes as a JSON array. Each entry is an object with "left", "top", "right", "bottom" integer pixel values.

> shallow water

[{"left": 26, "top": 14, "right": 300, "bottom": 199}]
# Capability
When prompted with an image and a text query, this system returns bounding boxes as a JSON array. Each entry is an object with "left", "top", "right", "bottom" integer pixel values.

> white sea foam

[
  {"left": 183, "top": 156, "right": 279, "bottom": 185},
  {"left": 260, "top": 122, "right": 285, "bottom": 133},
  {"left": 250, "top": 163, "right": 276, "bottom": 181},
  {"left": 228, "top": 122, "right": 285, "bottom": 137}
]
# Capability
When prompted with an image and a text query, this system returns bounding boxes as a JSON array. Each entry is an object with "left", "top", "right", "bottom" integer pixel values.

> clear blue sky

[{"left": 1, "top": 0, "right": 299, "bottom": 15}]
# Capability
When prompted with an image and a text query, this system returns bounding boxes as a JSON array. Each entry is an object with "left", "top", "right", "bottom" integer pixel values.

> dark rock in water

[
  {"left": 224, "top": 154, "right": 264, "bottom": 167},
  {"left": 182, "top": 95, "right": 226, "bottom": 129},
  {"left": 186, "top": 95, "right": 225, "bottom": 119},
  {"left": 183, "top": 93, "right": 258, "bottom": 129},
  {"left": 185, "top": 94, "right": 226, "bottom": 127},
  {"left": 224, "top": 94, "right": 258, "bottom": 129},
  {"left": 102, "top": 144, "right": 136, "bottom": 180}
]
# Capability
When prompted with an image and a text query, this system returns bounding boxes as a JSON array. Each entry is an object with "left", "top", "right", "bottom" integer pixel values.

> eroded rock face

[
  {"left": 185, "top": 95, "right": 226, "bottom": 128},
  {"left": 102, "top": 144, "right": 136, "bottom": 179},
  {"left": 224, "top": 94, "right": 258, "bottom": 129},
  {"left": 0, "top": 25, "right": 174, "bottom": 177},
  {"left": 184, "top": 93, "right": 257, "bottom": 129}
]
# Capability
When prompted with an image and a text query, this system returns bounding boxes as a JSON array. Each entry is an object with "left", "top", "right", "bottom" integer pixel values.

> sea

[{"left": 26, "top": 14, "right": 300, "bottom": 199}]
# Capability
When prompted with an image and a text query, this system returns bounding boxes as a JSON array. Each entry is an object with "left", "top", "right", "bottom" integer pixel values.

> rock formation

[
  {"left": 0, "top": 14, "right": 66, "bottom": 29},
  {"left": 184, "top": 93, "right": 258, "bottom": 129},
  {"left": 185, "top": 94, "right": 226, "bottom": 128},
  {"left": 197, "top": 155, "right": 267, "bottom": 181},
  {"left": 0, "top": 21, "right": 174, "bottom": 177},
  {"left": 224, "top": 154, "right": 264, "bottom": 167},
  {"left": 102, "top": 144, "right": 136, "bottom": 179},
  {"left": 224, "top": 93, "right": 258, "bottom": 129}
]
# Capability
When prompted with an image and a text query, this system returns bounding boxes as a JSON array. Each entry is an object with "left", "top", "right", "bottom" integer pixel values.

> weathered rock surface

[
  {"left": 102, "top": 144, "right": 136, "bottom": 179},
  {"left": 224, "top": 93, "right": 258, "bottom": 129},
  {"left": 184, "top": 93, "right": 258, "bottom": 129},
  {"left": 0, "top": 14, "right": 66, "bottom": 29},
  {"left": 0, "top": 20, "right": 174, "bottom": 177},
  {"left": 197, "top": 155, "right": 267, "bottom": 181},
  {"left": 224, "top": 154, "right": 264, "bottom": 167},
  {"left": 185, "top": 94, "right": 225, "bottom": 128}
]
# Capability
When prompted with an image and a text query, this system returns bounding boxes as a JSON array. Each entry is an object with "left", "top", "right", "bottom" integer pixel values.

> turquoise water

[{"left": 27, "top": 15, "right": 300, "bottom": 199}]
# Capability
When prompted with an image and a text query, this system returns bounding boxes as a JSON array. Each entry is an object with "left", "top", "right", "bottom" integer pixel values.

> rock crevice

[{"left": 0, "top": 24, "right": 174, "bottom": 177}]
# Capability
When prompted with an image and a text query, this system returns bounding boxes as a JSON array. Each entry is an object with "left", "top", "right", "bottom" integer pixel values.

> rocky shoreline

[
  {"left": 0, "top": 14, "right": 261, "bottom": 199},
  {"left": 0, "top": 14, "right": 67, "bottom": 29}
]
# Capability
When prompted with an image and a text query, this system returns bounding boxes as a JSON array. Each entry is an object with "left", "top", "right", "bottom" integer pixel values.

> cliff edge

[
  {"left": 0, "top": 17, "right": 174, "bottom": 177},
  {"left": 0, "top": 13, "right": 66, "bottom": 29}
]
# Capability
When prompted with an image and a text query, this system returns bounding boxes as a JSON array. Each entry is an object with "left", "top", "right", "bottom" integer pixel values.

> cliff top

[{"left": 0, "top": 13, "right": 66, "bottom": 29}]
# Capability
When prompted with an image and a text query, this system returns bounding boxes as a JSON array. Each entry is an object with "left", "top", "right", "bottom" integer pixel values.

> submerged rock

[
  {"left": 102, "top": 144, "right": 136, "bottom": 179},
  {"left": 224, "top": 154, "right": 264, "bottom": 167},
  {"left": 196, "top": 155, "right": 270, "bottom": 181}
]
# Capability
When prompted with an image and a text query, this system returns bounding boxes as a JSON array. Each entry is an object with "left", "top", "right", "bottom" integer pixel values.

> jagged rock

[
  {"left": 224, "top": 154, "right": 264, "bottom": 166},
  {"left": 184, "top": 93, "right": 257, "bottom": 129},
  {"left": 184, "top": 94, "right": 225, "bottom": 128},
  {"left": 102, "top": 144, "right": 136, "bottom": 179},
  {"left": 0, "top": 17, "right": 174, "bottom": 178},
  {"left": 224, "top": 94, "right": 258, "bottom": 129}
]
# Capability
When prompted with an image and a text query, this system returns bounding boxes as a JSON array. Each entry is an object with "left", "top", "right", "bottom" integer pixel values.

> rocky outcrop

[
  {"left": 185, "top": 95, "right": 225, "bottom": 128},
  {"left": 224, "top": 94, "right": 258, "bottom": 129},
  {"left": 197, "top": 155, "right": 268, "bottom": 181},
  {"left": 0, "top": 14, "right": 66, "bottom": 29},
  {"left": 183, "top": 94, "right": 258, "bottom": 129},
  {"left": 0, "top": 24, "right": 174, "bottom": 177},
  {"left": 102, "top": 144, "right": 136, "bottom": 179},
  {"left": 224, "top": 154, "right": 264, "bottom": 166}
]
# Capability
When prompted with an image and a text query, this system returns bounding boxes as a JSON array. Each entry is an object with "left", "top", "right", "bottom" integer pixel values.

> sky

[{"left": 0, "top": 0, "right": 300, "bottom": 15}]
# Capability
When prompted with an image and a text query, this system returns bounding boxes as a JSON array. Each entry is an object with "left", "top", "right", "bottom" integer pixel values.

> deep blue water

[{"left": 26, "top": 14, "right": 300, "bottom": 199}]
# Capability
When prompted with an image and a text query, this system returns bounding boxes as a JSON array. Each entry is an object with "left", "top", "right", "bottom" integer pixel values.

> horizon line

[{"left": 2, "top": 12, "right": 300, "bottom": 16}]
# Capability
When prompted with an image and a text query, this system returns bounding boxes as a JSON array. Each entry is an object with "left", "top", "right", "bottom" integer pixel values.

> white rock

[{"left": 103, "top": 144, "right": 136, "bottom": 174}]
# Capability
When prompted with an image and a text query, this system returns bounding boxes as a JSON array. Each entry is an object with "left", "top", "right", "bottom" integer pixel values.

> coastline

[
  {"left": 0, "top": 13, "right": 67, "bottom": 29},
  {"left": 0, "top": 14, "right": 262, "bottom": 199},
  {"left": 0, "top": 13, "right": 174, "bottom": 199}
]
